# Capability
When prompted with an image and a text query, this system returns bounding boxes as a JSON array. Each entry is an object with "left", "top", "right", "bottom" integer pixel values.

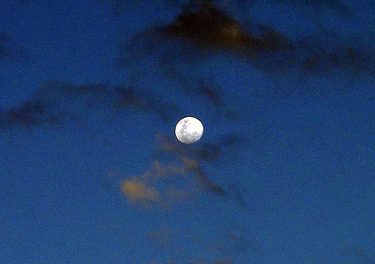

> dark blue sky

[{"left": 1, "top": 0, "right": 375, "bottom": 263}]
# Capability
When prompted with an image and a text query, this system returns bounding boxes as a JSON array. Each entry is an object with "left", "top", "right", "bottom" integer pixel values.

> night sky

[{"left": 1, "top": 0, "right": 375, "bottom": 263}]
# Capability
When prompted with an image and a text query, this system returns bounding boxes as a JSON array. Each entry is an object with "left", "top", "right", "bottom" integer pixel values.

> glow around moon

[{"left": 175, "top": 116, "right": 204, "bottom": 144}]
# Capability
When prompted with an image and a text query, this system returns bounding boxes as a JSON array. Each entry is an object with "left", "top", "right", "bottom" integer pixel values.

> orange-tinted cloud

[
  {"left": 121, "top": 134, "right": 248, "bottom": 209},
  {"left": 120, "top": 157, "right": 195, "bottom": 208},
  {"left": 121, "top": 179, "right": 162, "bottom": 208}
]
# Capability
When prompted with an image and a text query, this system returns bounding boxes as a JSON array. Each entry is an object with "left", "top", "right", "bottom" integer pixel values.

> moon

[{"left": 175, "top": 116, "right": 204, "bottom": 144}]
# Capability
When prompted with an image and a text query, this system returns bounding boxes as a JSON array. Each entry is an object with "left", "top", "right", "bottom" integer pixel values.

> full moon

[{"left": 175, "top": 116, "right": 204, "bottom": 144}]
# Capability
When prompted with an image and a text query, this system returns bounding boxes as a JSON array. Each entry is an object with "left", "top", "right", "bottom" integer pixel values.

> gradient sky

[{"left": 1, "top": 0, "right": 375, "bottom": 263}]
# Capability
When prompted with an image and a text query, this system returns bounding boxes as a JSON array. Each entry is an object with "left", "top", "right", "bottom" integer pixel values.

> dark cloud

[
  {"left": 0, "top": 81, "right": 180, "bottom": 131},
  {"left": 157, "top": 132, "right": 245, "bottom": 162},
  {"left": 119, "top": 1, "right": 292, "bottom": 62},
  {"left": 295, "top": 31, "right": 375, "bottom": 75},
  {"left": 226, "top": 184, "right": 249, "bottom": 208},
  {"left": 162, "top": 1, "right": 263, "bottom": 51},
  {"left": 113, "top": 86, "right": 181, "bottom": 121},
  {"left": 175, "top": 76, "right": 225, "bottom": 107},
  {"left": 159, "top": 64, "right": 239, "bottom": 120},
  {"left": 158, "top": 134, "right": 247, "bottom": 203},
  {"left": 181, "top": 156, "right": 226, "bottom": 196},
  {"left": 0, "top": 100, "right": 67, "bottom": 130},
  {"left": 118, "top": 1, "right": 374, "bottom": 78},
  {"left": 104, "top": 0, "right": 351, "bottom": 18}
]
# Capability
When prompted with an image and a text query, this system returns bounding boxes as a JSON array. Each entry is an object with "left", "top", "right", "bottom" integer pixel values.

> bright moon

[{"left": 175, "top": 116, "right": 204, "bottom": 144}]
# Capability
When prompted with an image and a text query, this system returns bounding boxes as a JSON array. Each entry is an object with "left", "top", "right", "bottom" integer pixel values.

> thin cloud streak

[{"left": 0, "top": 81, "right": 181, "bottom": 131}]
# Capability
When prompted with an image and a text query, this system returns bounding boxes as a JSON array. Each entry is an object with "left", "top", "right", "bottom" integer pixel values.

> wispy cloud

[
  {"left": 0, "top": 81, "right": 180, "bottom": 131},
  {"left": 120, "top": 133, "right": 249, "bottom": 209},
  {"left": 160, "top": 64, "right": 239, "bottom": 120},
  {"left": 0, "top": 100, "right": 68, "bottom": 130},
  {"left": 295, "top": 30, "right": 375, "bottom": 75},
  {"left": 121, "top": 179, "right": 162, "bottom": 208},
  {"left": 157, "top": 133, "right": 244, "bottom": 162},
  {"left": 121, "top": 161, "right": 192, "bottom": 208}
]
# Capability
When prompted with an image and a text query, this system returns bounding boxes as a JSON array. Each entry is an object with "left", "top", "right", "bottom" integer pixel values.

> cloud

[
  {"left": 295, "top": 30, "right": 375, "bottom": 75},
  {"left": 120, "top": 158, "right": 194, "bottom": 208},
  {"left": 149, "top": 160, "right": 188, "bottom": 178},
  {"left": 164, "top": 134, "right": 249, "bottom": 205},
  {"left": 113, "top": 86, "right": 181, "bottom": 121},
  {"left": 119, "top": 1, "right": 292, "bottom": 63},
  {"left": 118, "top": 1, "right": 375, "bottom": 78},
  {"left": 121, "top": 179, "right": 162, "bottom": 208},
  {"left": 157, "top": 133, "right": 245, "bottom": 162},
  {"left": 161, "top": 66, "right": 238, "bottom": 121},
  {"left": 174, "top": 1, "right": 291, "bottom": 54},
  {"left": 0, "top": 100, "right": 68, "bottom": 130},
  {"left": 119, "top": 133, "right": 249, "bottom": 209},
  {"left": 0, "top": 81, "right": 180, "bottom": 131},
  {"left": 180, "top": 156, "right": 225, "bottom": 196},
  {"left": 159, "top": 64, "right": 239, "bottom": 120},
  {"left": 161, "top": 1, "right": 286, "bottom": 52},
  {"left": 162, "top": 66, "right": 225, "bottom": 107}
]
